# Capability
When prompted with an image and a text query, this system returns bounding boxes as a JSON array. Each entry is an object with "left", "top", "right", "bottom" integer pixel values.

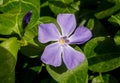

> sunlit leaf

[
  {"left": 0, "top": 0, "right": 40, "bottom": 36},
  {"left": 92, "top": 74, "right": 118, "bottom": 83},
  {"left": 114, "top": 30, "right": 120, "bottom": 49},
  {"left": 95, "top": 3, "right": 120, "bottom": 19},
  {"left": 84, "top": 37, "right": 120, "bottom": 72},
  {"left": 0, "top": 38, "right": 19, "bottom": 83},
  {"left": 108, "top": 12, "right": 120, "bottom": 26},
  {"left": 21, "top": 25, "right": 44, "bottom": 58},
  {"left": 48, "top": 0, "right": 80, "bottom": 15}
]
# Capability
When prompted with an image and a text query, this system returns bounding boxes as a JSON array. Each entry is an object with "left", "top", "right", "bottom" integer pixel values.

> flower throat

[{"left": 59, "top": 36, "right": 69, "bottom": 45}]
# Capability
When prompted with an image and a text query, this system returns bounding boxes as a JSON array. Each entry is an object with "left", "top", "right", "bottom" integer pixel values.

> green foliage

[
  {"left": 0, "top": 38, "right": 19, "bottom": 83},
  {"left": 0, "top": 0, "right": 120, "bottom": 83},
  {"left": 95, "top": 4, "right": 120, "bottom": 19},
  {"left": 84, "top": 37, "right": 120, "bottom": 72},
  {"left": 108, "top": 12, "right": 120, "bottom": 26},
  {"left": 48, "top": 0, "right": 80, "bottom": 15},
  {"left": 0, "top": 0, "right": 39, "bottom": 36},
  {"left": 92, "top": 74, "right": 118, "bottom": 83},
  {"left": 114, "top": 30, "right": 120, "bottom": 49}
]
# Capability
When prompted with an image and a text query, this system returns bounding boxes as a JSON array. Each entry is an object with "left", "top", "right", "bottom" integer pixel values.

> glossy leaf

[
  {"left": 92, "top": 74, "right": 118, "bottom": 83},
  {"left": 84, "top": 37, "right": 120, "bottom": 72},
  {"left": 1, "top": 37, "right": 19, "bottom": 59},
  {"left": 20, "top": 43, "right": 43, "bottom": 58},
  {"left": 86, "top": 18, "right": 108, "bottom": 37},
  {"left": 0, "top": 0, "right": 3, "bottom": 5},
  {"left": 0, "top": 38, "right": 19, "bottom": 83},
  {"left": 108, "top": 12, "right": 120, "bottom": 26},
  {"left": 23, "top": 26, "right": 39, "bottom": 46},
  {"left": 86, "top": 18, "right": 94, "bottom": 30},
  {"left": 39, "top": 16, "right": 57, "bottom": 24},
  {"left": 95, "top": 4, "right": 120, "bottom": 19},
  {"left": 0, "top": 0, "right": 40, "bottom": 35},
  {"left": 46, "top": 46, "right": 88, "bottom": 83},
  {"left": 114, "top": 30, "right": 120, "bottom": 49},
  {"left": 61, "top": 0, "right": 73, "bottom": 4},
  {"left": 21, "top": 25, "right": 44, "bottom": 58},
  {"left": 48, "top": 0, "right": 80, "bottom": 15}
]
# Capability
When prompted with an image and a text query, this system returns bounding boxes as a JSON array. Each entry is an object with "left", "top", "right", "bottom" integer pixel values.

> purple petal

[
  {"left": 57, "top": 14, "right": 76, "bottom": 36},
  {"left": 62, "top": 45, "right": 85, "bottom": 70},
  {"left": 38, "top": 23, "right": 61, "bottom": 43},
  {"left": 69, "top": 26, "right": 92, "bottom": 44},
  {"left": 41, "top": 42, "right": 62, "bottom": 67}
]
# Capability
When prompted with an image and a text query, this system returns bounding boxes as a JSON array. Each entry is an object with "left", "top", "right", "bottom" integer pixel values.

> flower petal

[
  {"left": 38, "top": 23, "right": 61, "bottom": 43},
  {"left": 69, "top": 26, "right": 92, "bottom": 44},
  {"left": 57, "top": 14, "right": 76, "bottom": 36},
  {"left": 62, "top": 45, "right": 85, "bottom": 70},
  {"left": 41, "top": 42, "right": 62, "bottom": 67}
]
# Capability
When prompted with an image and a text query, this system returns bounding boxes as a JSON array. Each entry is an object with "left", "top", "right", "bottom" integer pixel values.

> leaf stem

[
  {"left": 17, "top": 39, "right": 28, "bottom": 46},
  {"left": 0, "top": 38, "right": 28, "bottom": 46},
  {"left": 0, "top": 38, "right": 8, "bottom": 41},
  {"left": 99, "top": 72, "right": 104, "bottom": 83}
]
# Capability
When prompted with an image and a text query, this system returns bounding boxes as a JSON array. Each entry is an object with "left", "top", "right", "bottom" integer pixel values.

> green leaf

[
  {"left": 46, "top": 46, "right": 88, "bottom": 83},
  {"left": 39, "top": 16, "right": 57, "bottom": 24},
  {"left": 0, "top": 0, "right": 40, "bottom": 35},
  {"left": 29, "top": 66, "right": 42, "bottom": 73},
  {"left": 92, "top": 74, "right": 104, "bottom": 83},
  {"left": 95, "top": 3, "right": 120, "bottom": 19},
  {"left": 61, "top": 0, "right": 73, "bottom": 4},
  {"left": 92, "top": 74, "right": 119, "bottom": 83},
  {"left": 0, "top": 46, "right": 15, "bottom": 83},
  {"left": 21, "top": 25, "right": 44, "bottom": 58},
  {"left": 2, "top": 0, "right": 8, "bottom": 4},
  {"left": 0, "top": 37, "right": 19, "bottom": 83},
  {"left": 84, "top": 37, "right": 120, "bottom": 72},
  {"left": 0, "top": 0, "right": 3, "bottom": 5},
  {"left": 86, "top": 19, "right": 108, "bottom": 37},
  {"left": 20, "top": 43, "right": 43, "bottom": 58},
  {"left": 108, "top": 12, "right": 120, "bottom": 26},
  {"left": 86, "top": 18, "right": 94, "bottom": 30},
  {"left": 1, "top": 37, "right": 19, "bottom": 59},
  {"left": 48, "top": 0, "right": 80, "bottom": 15},
  {"left": 114, "top": 30, "right": 120, "bottom": 48},
  {"left": 23, "top": 25, "right": 39, "bottom": 46}
]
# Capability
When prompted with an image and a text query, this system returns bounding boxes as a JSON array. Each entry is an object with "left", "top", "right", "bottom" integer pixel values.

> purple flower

[
  {"left": 22, "top": 11, "right": 32, "bottom": 28},
  {"left": 38, "top": 14, "right": 92, "bottom": 70}
]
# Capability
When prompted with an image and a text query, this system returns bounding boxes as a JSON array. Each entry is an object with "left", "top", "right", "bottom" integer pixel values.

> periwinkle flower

[
  {"left": 22, "top": 11, "right": 32, "bottom": 28},
  {"left": 38, "top": 14, "right": 92, "bottom": 70}
]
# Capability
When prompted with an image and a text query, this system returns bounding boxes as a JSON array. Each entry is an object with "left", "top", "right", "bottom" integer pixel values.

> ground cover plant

[{"left": 0, "top": 0, "right": 120, "bottom": 83}]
